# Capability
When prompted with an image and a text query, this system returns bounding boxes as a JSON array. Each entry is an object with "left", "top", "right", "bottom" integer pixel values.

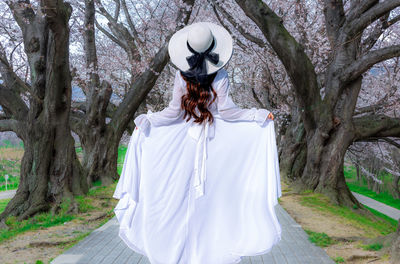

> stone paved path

[
  {"left": 352, "top": 191, "right": 400, "bottom": 220},
  {"left": 51, "top": 204, "right": 335, "bottom": 264}
]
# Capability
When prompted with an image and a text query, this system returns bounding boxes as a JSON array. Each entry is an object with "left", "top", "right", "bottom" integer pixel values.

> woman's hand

[{"left": 267, "top": 112, "right": 274, "bottom": 120}]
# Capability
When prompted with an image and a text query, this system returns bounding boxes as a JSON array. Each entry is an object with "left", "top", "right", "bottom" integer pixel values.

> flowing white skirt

[{"left": 113, "top": 114, "right": 282, "bottom": 264}]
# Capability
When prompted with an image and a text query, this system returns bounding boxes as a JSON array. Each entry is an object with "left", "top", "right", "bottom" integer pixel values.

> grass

[
  {"left": 0, "top": 198, "right": 11, "bottom": 214},
  {"left": 75, "top": 195, "right": 97, "bottom": 213},
  {"left": 0, "top": 158, "right": 21, "bottom": 191},
  {"left": 0, "top": 141, "right": 22, "bottom": 191},
  {"left": 344, "top": 165, "right": 400, "bottom": 210},
  {"left": 0, "top": 197, "right": 76, "bottom": 243},
  {"left": 0, "top": 140, "right": 124, "bottom": 262},
  {"left": 360, "top": 242, "right": 383, "bottom": 251},
  {"left": 362, "top": 204, "right": 398, "bottom": 225},
  {"left": 0, "top": 180, "right": 119, "bottom": 246},
  {"left": 117, "top": 144, "right": 128, "bottom": 175},
  {"left": 333, "top": 256, "right": 345, "bottom": 263},
  {"left": 304, "top": 229, "right": 336, "bottom": 247},
  {"left": 299, "top": 192, "right": 397, "bottom": 237}
]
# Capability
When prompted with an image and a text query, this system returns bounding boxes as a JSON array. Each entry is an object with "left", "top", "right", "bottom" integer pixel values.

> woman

[{"left": 113, "top": 22, "right": 282, "bottom": 264}]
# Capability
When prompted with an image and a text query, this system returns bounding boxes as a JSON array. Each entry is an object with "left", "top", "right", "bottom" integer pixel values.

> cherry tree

[
  {"left": 0, "top": 0, "right": 88, "bottom": 221},
  {"left": 220, "top": 0, "right": 400, "bottom": 208},
  {"left": 65, "top": 0, "right": 195, "bottom": 185}
]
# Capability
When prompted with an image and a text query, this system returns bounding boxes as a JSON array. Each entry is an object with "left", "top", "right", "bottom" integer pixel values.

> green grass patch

[
  {"left": 75, "top": 195, "right": 97, "bottom": 213},
  {"left": 0, "top": 197, "right": 76, "bottom": 243},
  {"left": 88, "top": 181, "right": 118, "bottom": 197},
  {"left": 333, "top": 256, "right": 345, "bottom": 263},
  {"left": 0, "top": 158, "right": 21, "bottom": 191},
  {"left": 344, "top": 165, "right": 400, "bottom": 210},
  {"left": 347, "top": 182, "right": 400, "bottom": 210},
  {"left": 360, "top": 242, "right": 383, "bottom": 251},
  {"left": 0, "top": 144, "right": 123, "bottom": 246},
  {"left": 299, "top": 192, "right": 396, "bottom": 237},
  {"left": 117, "top": 144, "right": 128, "bottom": 176},
  {"left": 304, "top": 229, "right": 336, "bottom": 247},
  {"left": 0, "top": 140, "right": 24, "bottom": 148},
  {"left": 0, "top": 198, "right": 11, "bottom": 214}
]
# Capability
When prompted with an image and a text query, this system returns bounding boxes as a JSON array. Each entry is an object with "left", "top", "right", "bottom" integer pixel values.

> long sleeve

[
  {"left": 134, "top": 70, "right": 186, "bottom": 135},
  {"left": 213, "top": 69, "right": 271, "bottom": 126}
]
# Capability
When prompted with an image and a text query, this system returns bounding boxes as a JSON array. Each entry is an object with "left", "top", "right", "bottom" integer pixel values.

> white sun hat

[{"left": 168, "top": 22, "right": 233, "bottom": 77}]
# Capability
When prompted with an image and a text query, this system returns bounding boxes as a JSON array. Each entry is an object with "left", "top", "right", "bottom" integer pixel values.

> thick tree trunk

[
  {"left": 234, "top": 0, "right": 400, "bottom": 210},
  {"left": 391, "top": 176, "right": 400, "bottom": 199},
  {"left": 81, "top": 127, "right": 120, "bottom": 186},
  {"left": 279, "top": 105, "right": 307, "bottom": 182},
  {"left": 0, "top": 1, "right": 88, "bottom": 222},
  {"left": 285, "top": 123, "right": 363, "bottom": 207}
]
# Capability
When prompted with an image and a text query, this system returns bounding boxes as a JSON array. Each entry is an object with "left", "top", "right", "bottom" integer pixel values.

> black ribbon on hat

[{"left": 181, "top": 38, "right": 219, "bottom": 85}]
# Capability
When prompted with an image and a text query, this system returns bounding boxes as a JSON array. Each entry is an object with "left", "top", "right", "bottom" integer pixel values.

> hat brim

[{"left": 168, "top": 22, "right": 233, "bottom": 75}]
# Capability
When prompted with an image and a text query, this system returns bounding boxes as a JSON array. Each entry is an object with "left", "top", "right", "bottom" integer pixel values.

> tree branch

[
  {"left": 234, "top": 0, "right": 321, "bottom": 131},
  {"left": 6, "top": 0, "right": 36, "bottom": 33},
  {"left": 210, "top": 0, "right": 266, "bottom": 48},
  {"left": 346, "top": 0, "right": 400, "bottom": 37},
  {"left": 354, "top": 86, "right": 396, "bottom": 115},
  {"left": 113, "top": 0, "right": 120, "bottom": 20},
  {"left": 94, "top": 19, "right": 127, "bottom": 50},
  {"left": 94, "top": 0, "right": 141, "bottom": 61},
  {"left": 361, "top": 13, "right": 391, "bottom": 52},
  {"left": 323, "top": 0, "right": 345, "bottom": 48},
  {"left": 211, "top": 5, "right": 247, "bottom": 50},
  {"left": 109, "top": 0, "right": 195, "bottom": 135},
  {"left": 0, "top": 84, "right": 29, "bottom": 122},
  {"left": 0, "top": 43, "right": 42, "bottom": 105},
  {"left": 341, "top": 45, "right": 400, "bottom": 82},
  {"left": 353, "top": 114, "right": 400, "bottom": 141},
  {"left": 120, "top": 0, "right": 142, "bottom": 46},
  {"left": 346, "top": 0, "right": 378, "bottom": 22},
  {"left": 358, "top": 137, "right": 400, "bottom": 149},
  {"left": 0, "top": 118, "right": 20, "bottom": 132}
]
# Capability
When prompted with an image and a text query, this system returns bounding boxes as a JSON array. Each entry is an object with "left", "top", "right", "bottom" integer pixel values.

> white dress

[{"left": 113, "top": 68, "right": 282, "bottom": 264}]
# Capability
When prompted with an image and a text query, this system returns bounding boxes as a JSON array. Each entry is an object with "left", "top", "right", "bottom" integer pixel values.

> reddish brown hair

[{"left": 180, "top": 72, "right": 218, "bottom": 125}]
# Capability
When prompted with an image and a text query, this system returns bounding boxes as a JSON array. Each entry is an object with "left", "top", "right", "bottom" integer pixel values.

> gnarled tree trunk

[
  {"left": 234, "top": 0, "right": 400, "bottom": 208},
  {"left": 0, "top": 0, "right": 88, "bottom": 221}
]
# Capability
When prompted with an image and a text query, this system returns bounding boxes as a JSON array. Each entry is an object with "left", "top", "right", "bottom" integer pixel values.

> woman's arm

[
  {"left": 134, "top": 70, "right": 185, "bottom": 134},
  {"left": 214, "top": 69, "right": 271, "bottom": 126}
]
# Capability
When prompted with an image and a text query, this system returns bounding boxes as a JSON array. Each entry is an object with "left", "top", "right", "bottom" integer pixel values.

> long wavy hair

[{"left": 180, "top": 71, "right": 218, "bottom": 125}]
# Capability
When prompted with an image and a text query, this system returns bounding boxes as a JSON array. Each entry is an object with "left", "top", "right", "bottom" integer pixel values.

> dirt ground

[
  {"left": 278, "top": 181, "right": 393, "bottom": 264},
  {"left": 0, "top": 197, "right": 118, "bottom": 264}
]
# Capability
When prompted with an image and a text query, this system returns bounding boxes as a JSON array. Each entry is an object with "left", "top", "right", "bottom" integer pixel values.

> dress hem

[
  {"left": 229, "top": 229, "right": 282, "bottom": 264},
  {"left": 116, "top": 225, "right": 282, "bottom": 264}
]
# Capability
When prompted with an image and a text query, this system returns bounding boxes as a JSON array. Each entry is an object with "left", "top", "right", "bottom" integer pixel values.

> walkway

[
  {"left": 352, "top": 191, "right": 400, "bottom": 220},
  {"left": 51, "top": 204, "right": 334, "bottom": 264},
  {"left": 0, "top": 189, "right": 16, "bottom": 199}
]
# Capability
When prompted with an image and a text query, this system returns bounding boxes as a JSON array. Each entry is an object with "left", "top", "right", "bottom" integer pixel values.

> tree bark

[
  {"left": 71, "top": 0, "right": 195, "bottom": 186},
  {"left": 278, "top": 104, "right": 307, "bottom": 182},
  {"left": 0, "top": 0, "right": 88, "bottom": 222},
  {"left": 391, "top": 175, "right": 400, "bottom": 199},
  {"left": 234, "top": 0, "right": 400, "bottom": 208}
]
